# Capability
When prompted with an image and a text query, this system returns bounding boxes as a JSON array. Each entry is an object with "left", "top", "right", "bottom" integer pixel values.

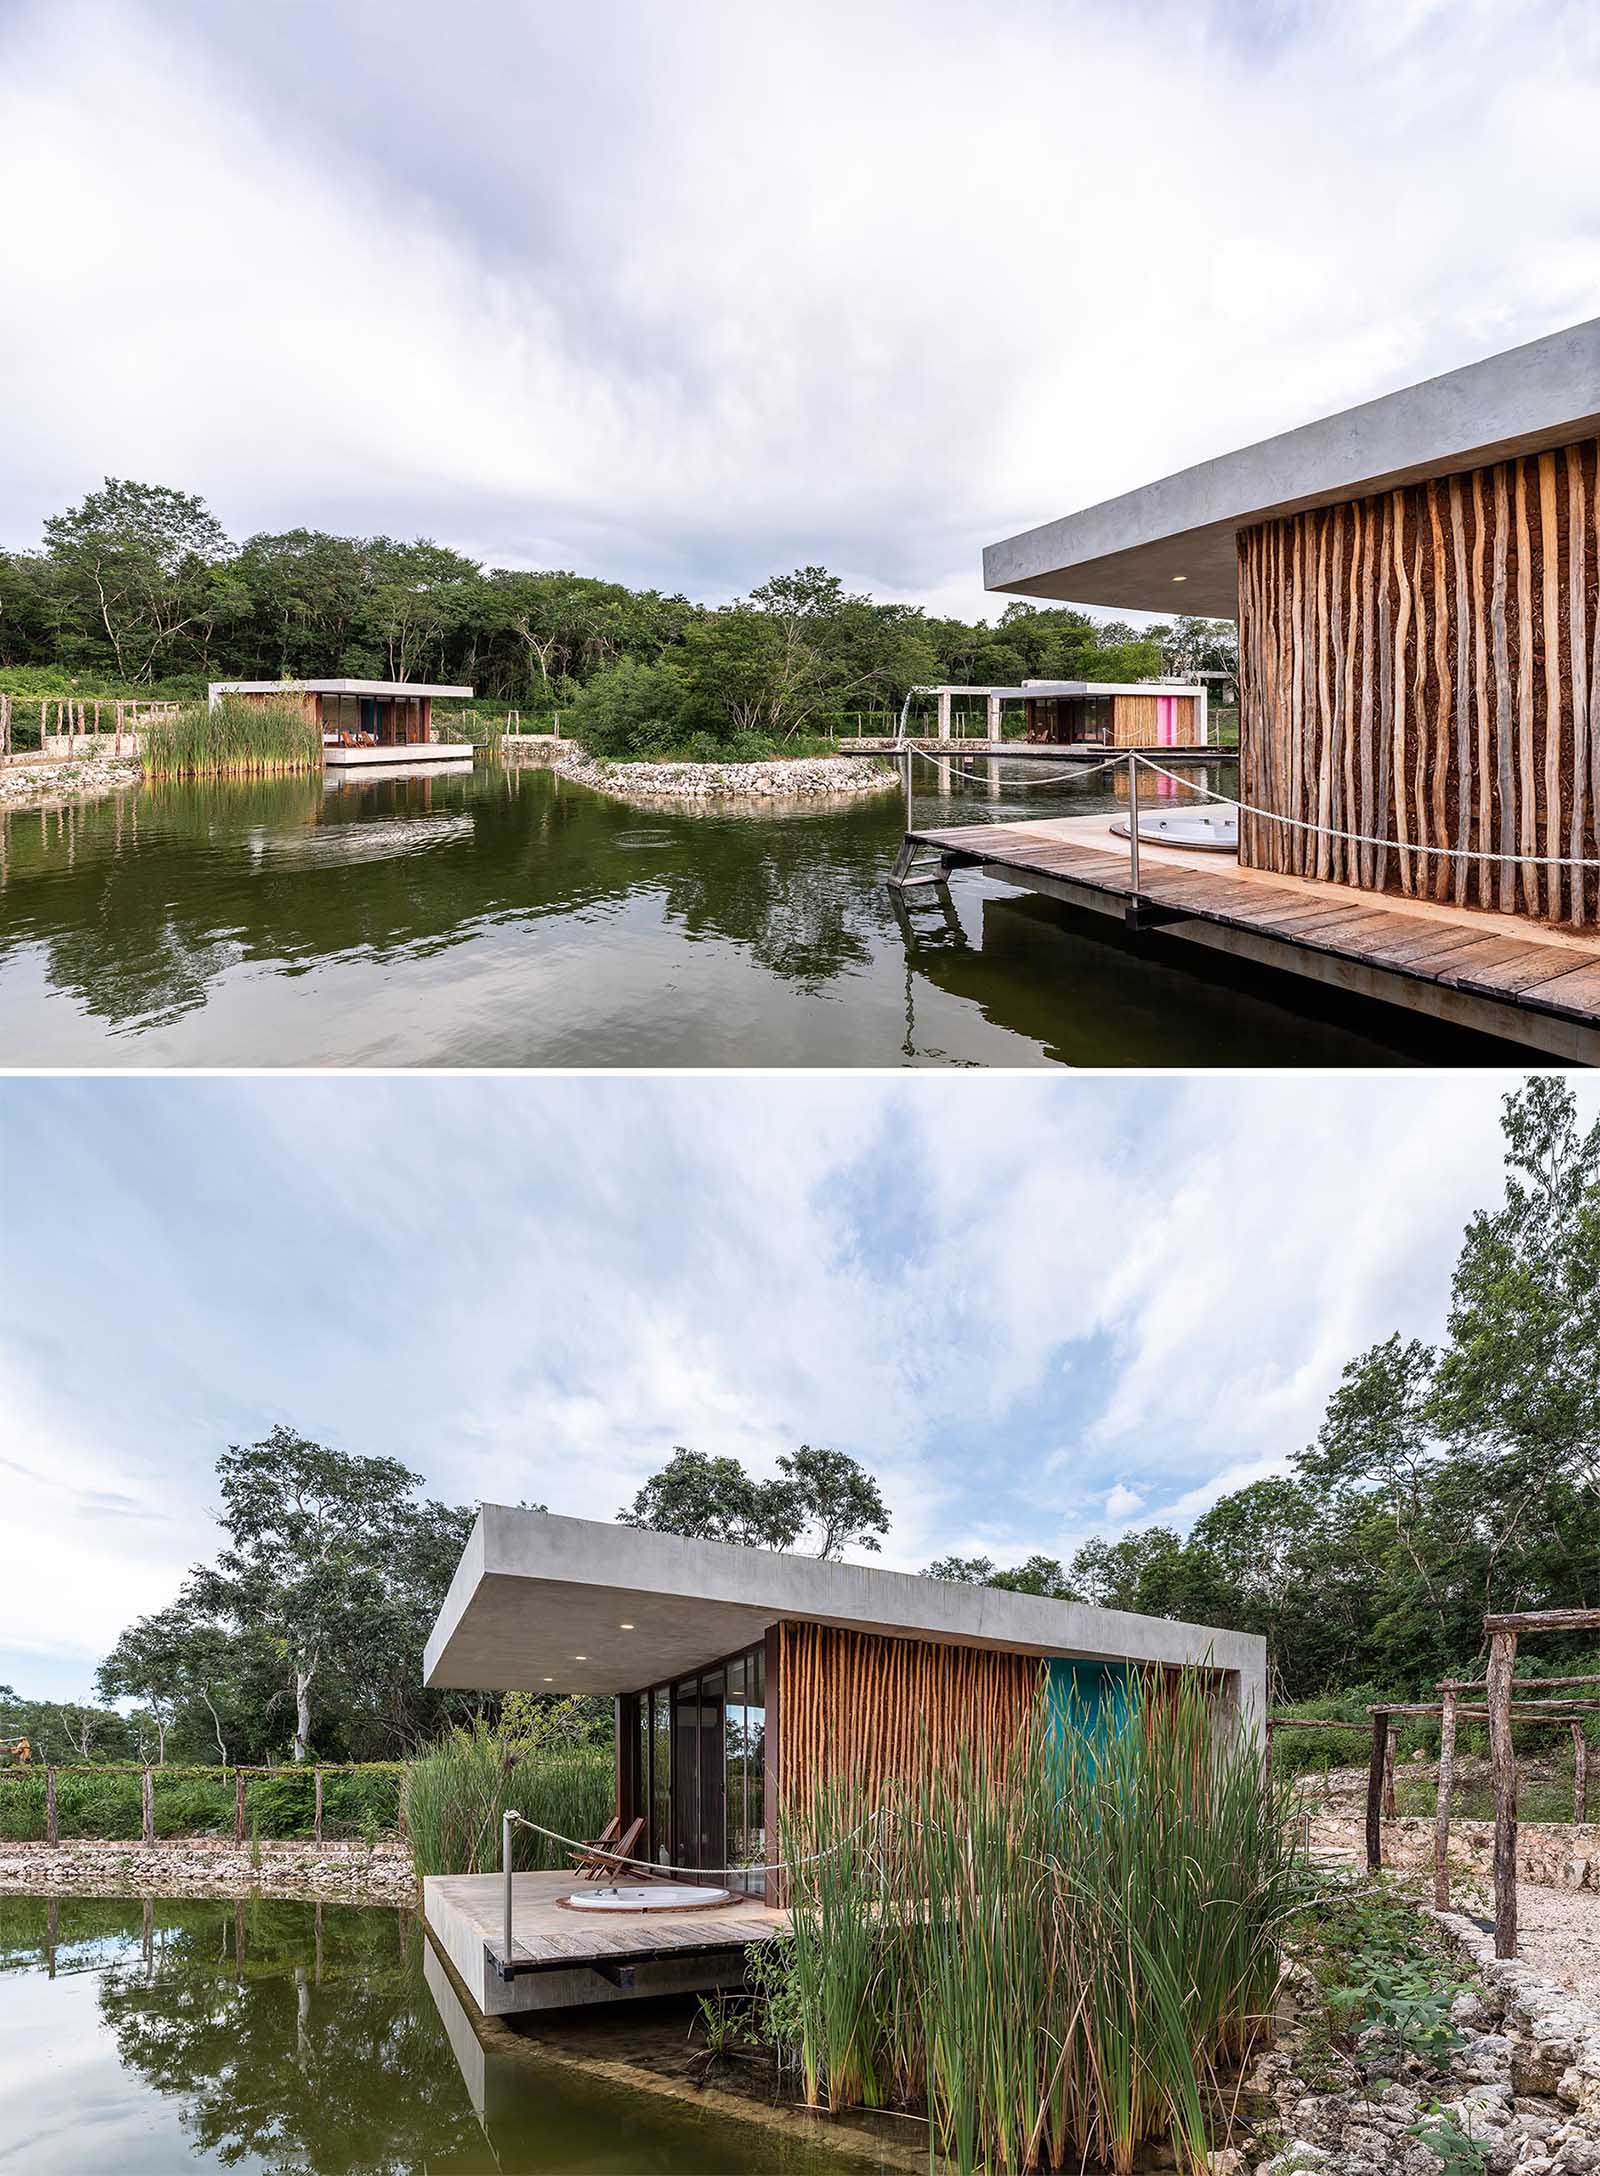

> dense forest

[
  {"left": 0, "top": 478, "right": 1235, "bottom": 752},
  {"left": 5, "top": 1078, "right": 1588, "bottom": 1769}
]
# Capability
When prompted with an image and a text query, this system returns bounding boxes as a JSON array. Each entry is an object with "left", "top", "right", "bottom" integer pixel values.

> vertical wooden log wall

[
  {"left": 775, "top": 1622, "right": 1042, "bottom": 1818},
  {"left": 1486, "top": 1628, "right": 1519, "bottom": 1957},
  {"left": 1238, "top": 437, "right": 1600, "bottom": 923}
]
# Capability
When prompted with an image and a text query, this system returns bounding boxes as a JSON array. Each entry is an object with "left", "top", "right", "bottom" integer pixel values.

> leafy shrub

[{"left": 567, "top": 661, "right": 689, "bottom": 758}]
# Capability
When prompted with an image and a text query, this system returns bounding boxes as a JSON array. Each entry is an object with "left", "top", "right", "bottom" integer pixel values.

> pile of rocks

[
  {"left": 0, "top": 1836, "right": 416, "bottom": 1905},
  {"left": 0, "top": 754, "right": 141, "bottom": 807},
  {"left": 553, "top": 746, "right": 897, "bottom": 804},
  {"left": 1245, "top": 1915, "right": 1600, "bottom": 2176}
]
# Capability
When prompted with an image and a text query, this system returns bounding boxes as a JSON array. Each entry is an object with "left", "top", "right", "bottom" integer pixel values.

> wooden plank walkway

[{"left": 907, "top": 816, "right": 1600, "bottom": 1061}]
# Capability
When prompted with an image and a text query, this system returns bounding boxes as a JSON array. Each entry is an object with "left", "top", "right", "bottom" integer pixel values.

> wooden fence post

[
  {"left": 141, "top": 1765, "right": 155, "bottom": 1845},
  {"left": 234, "top": 1769, "right": 247, "bottom": 1845},
  {"left": 314, "top": 1767, "right": 323, "bottom": 1844},
  {"left": 1365, "top": 1711, "right": 1388, "bottom": 1871},
  {"left": 1575, "top": 1721, "right": 1589, "bottom": 1827},
  {"left": 45, "top": 1765, "right": 58, "bottom": 1845},
  {"left": 1487, "top": 1627, "right": 1518, "bottom": 1957},
  {"left": 1434, "top": 1686, "right": 1458, "bottom": 1909},
  {"left": 1382, "top": 1730, "right": 1397, "bottom": 1820}
]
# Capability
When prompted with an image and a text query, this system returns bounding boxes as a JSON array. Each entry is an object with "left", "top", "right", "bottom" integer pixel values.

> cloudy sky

[
  {"left": 2, "top": 0, "right": 1597, "bottom": 616},
  {"left": 2, "top": 1070, "right": 1584, "bottom": 1702}
]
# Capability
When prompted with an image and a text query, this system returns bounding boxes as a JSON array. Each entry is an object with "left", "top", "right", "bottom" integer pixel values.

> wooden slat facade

[
  {"left": 1237, "top": 436, "right": 1600, "bottom": 924},
  {"left": 774, "top": 1620, "right": 1042, "bottom": 1814}
]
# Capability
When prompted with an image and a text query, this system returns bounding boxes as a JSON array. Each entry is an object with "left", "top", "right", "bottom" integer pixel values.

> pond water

[
  {"left": 0, "top": 1891, "right": 880, "bottom": 2175},
  {"left": 0, "top": 757, "right": 1518, "bottom": 1065}
]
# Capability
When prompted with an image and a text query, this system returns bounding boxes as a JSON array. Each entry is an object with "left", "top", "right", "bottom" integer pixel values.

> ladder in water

[{"left": 886, "top": 837, "right": 952, "bottom": 893}]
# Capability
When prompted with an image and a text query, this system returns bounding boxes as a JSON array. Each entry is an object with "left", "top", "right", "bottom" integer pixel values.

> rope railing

[
  {"left": 496, "top": 1804, "right": 889, "bottom": 1960},
  {"left": 893, "top": 737, "right": 1600, "bottom": 892}
]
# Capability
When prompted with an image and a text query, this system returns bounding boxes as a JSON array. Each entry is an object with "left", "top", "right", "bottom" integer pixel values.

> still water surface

[
  {"left": 0, "top": 758, "right": 1516, "bottom": 1065},
  {"left": 0, "top": 1891, "right": 878, "bottom": 2174}
]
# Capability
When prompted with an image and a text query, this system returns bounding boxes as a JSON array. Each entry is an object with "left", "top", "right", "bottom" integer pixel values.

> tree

[
  {"left": 619, "top": 1443, "right": 890, "bottom": 1557},
  {"left": 618, "top": 1446, "right": 801, "bottom": 1548},
  {"left": 925, "top": 1552, "right": 1076, "bottom": 1597},
  {"left": 41, "top": 479, "right": 233, "bottom": 682},
  {"left": 180, "top": 1425, "right": 473, "bottom": 1761},
  {"left": 772, "top": 1442, "right": 890, "bottom": 1558}
]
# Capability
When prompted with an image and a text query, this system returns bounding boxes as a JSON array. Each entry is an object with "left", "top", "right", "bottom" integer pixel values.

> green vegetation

[
  {"left": 0, "top": 1761, "right": 404, "bottom": 1841},
  {"left": 139, "top": 694, "right": 322, "bottom": 778},
  {"left": 401, "top": 1718, "right": 613, "bottom": 1876},
  {"left": 0, "top": 478, "right": 1234, "bottom": 754},
  {"left": 928, "top": 1077, "right": 1600, "bottom": 1706},
  {"left": 1289, "top": 1874, "right": 1474, "bottom": 2091},
  {"left": 761, "top": 1670, "right": 1295, "bottom": 2176},
  {"left": 619, "top": 1442, "right": 890, "bottom": 1557}
]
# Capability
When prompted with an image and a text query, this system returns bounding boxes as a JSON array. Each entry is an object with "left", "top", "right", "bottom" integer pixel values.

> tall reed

[
  {"left": 140, "top": 694, "right": 322, "bottom": 778},
  {"left": 401, "top": 1719, "right": 613, "bottom": 1876},
  {"left": 780, "top": 1667, "right": 1295, "bottom": 2176}
]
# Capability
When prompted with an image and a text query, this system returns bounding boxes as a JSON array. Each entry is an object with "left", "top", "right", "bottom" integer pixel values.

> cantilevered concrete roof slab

[
  {"left": 423, "top": 1506, "right": 1264, "bottom": 1699},
  {"left": 984, "top": 317, "right": 1600, "bottom": 618}
]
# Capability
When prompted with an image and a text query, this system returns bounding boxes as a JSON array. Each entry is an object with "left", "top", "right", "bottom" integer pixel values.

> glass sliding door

[{"left": 628, "top": 1638, "right": 768, "bottom": 1891}]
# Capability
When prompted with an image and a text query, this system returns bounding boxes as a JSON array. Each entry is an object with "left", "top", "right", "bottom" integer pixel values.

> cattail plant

[
  {"left": 779, "top": 1664, "right": 1296, "bottom": 2176},
  {"left": 401, "top": 1719, "right": 613, "bottom": 1876},
  {"left": 140, "top": 695, "right": 323, "bottom": 779}
]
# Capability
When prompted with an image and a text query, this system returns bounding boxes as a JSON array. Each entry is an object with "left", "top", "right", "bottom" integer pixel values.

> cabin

[
  {"left": 420, "top": 1507, "right": 1264, "bottom": 2017},
  {"left": 983, "top": 317, "right": 1600, "bottom": 929},
  {"left": 206, "top": 679, "right": 475, "bottom": 769},
  {"left": 1020, "top": 680, "right": 1206, "bottom": 747},
  {"left": 917, "top": 680, "right": 1207, "bottom": 746}
]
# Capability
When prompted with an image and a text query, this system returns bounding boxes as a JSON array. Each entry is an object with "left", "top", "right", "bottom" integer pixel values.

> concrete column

[
  {"left": 986, "top": 693, "right": 1002, "bottom": 744},
  {"left": 936, "top": 690, "right": 952, "bottom": 741}
]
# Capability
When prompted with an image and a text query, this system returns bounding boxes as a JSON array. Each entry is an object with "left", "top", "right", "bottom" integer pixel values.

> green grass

[
  {"left": 0, "top": 1762, "right": 404, "bottom": 1841},
  {"left": 140, "top": 694, "right": 322, "bottom": 778},
  {"left": 777, "top": 1668, "right": 1298, "bottom": 2176},
  {"left": 401, "top": 1720, "right": 614, "bottom": 1876}
]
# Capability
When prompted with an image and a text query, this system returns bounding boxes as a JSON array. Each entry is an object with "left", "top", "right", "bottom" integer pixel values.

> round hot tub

[
  {"left": 1109, "top": 806, "right": 1238, "bottom": 852},
  {"left": 561, "top": 1884, "right": 739, "bottom": 1914}
]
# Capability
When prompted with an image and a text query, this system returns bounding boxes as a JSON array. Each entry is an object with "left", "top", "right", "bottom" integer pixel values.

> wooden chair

[
  {"left": 575, "top": 1814, "right": 645, "bottom": 1882},
  {"left": 566, "top": 1814, "right": 619, "bottom": 1877}
]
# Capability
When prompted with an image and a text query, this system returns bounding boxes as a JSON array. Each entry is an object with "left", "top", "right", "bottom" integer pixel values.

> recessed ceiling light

[
  {"left": 574, "top": 1654, "right": 587, "bottom": 1662},
  {"left": 1171, "top": 573, "right": 1187, "bottom": 583},
  {"left": 543, "top": 1676, "right": 554, "bottom": 1683},
  {"left": 619, "top": 1622, "right": 634, "bottom": 1630}
]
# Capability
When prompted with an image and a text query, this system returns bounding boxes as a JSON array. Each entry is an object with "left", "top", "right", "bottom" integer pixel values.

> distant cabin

[
  {"left": 918, "top": 680, "right": 1208, "bottom": 747},
  {"left": 207, "top": 679, "right": 475, "bottom": 769}
]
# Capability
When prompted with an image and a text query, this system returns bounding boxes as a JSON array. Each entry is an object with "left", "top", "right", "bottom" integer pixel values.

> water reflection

[
  {"left": 0, "top": 1892, "right": 869, "bottom": 2175},
  {"left": 0, "top": 757, "right": 1517, "bottom": 1065}
]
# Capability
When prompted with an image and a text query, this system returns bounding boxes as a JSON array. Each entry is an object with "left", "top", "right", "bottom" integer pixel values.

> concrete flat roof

[
  {"left": 984, "top": 316, "right": 1600, "bottom": 616},
  {"left": 924, "top": 682, "right": 1198, "bottom": 699},
  {"left": 208, "top": 679, "right": 474, "bottom": 698},
  {"left": 423, "top": 1505, "right": 1265, "bottom": 1698}
]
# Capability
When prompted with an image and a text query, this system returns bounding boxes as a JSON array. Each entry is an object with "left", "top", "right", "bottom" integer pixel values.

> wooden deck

[
  {"left": 424, "top": 1870, "right": 789, "bottom": 2016},
  {"left": 905, "top": 813, "right": 1600, "bottom": 1061}
]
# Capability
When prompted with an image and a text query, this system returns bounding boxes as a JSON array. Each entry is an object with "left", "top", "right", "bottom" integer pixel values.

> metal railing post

[
  {"left": 904, "top": 748, "right": 913, "bottom": 835},
  {"left": 1127, "top": 754, "right": 1141, "bottom": 895},
  {"left": 503, "top": 1809, "right": 518, "bottom": 1965}
]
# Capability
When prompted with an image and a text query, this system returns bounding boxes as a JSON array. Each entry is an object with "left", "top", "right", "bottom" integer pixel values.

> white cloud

[
  {"left": 3, "top": 1071, "right": 1593, "bottom": 1698},
  {"left": 1, "top": 1, "right": 1597, "bottom": 611}
]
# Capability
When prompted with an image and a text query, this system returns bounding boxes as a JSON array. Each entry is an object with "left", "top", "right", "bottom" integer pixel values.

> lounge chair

[{"left": 573, "top": 1814, "right": 645, "bottom": 1882}]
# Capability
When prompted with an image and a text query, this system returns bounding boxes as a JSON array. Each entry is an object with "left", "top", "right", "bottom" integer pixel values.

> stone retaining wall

[
  {"left": 549, "top": 746, "right": 897, "bottom": 804},
  {"left": 0, "top": 1836, "right": 416, "bottom": 1904},
  {"left": 1311, "top": 1817, "right": 1600, "bottom": 1891}
]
